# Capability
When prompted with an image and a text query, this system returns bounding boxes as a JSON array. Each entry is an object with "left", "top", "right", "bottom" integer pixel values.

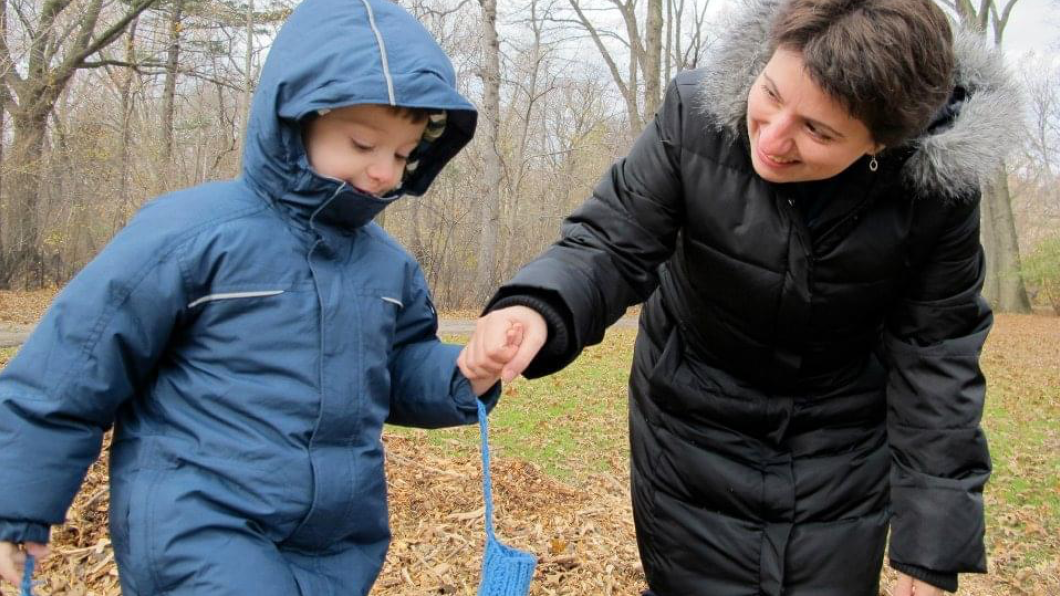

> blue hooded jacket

[{"left": 0, "top": 0, "right": 489, "bottom": 593}]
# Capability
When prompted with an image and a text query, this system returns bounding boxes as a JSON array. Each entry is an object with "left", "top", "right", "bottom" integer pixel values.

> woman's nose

[{"left": 758, "top": 115, "right": 796, "bottom": 156}]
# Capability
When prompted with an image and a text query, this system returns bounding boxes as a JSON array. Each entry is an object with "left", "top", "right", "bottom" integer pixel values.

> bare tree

[
  {"left": 115, "top": 17, "right": 140, "bottom": 230},
  {"left": 239, "top": 0, "right": 254, "bottom": 161},
  {"left": 1012, "top": 53, "right": 1060, "bottom": 250},
  {"left": 643, "top": 0, "right": 661, "bottom": 116},
  {"left": 161, "top": 0, "right": 186, "bottom": 166},
  {"left": 670, "top": 0, "right": 711, "bottom": 71},
  {"left": 559, "top": 0, "right": 660, "bottom": 131},
  {"left": 941, "top": 0, "right": 1031, "bottom": 312},
  {"left": 0, "top": 0, "right": 8, "bottom": 266},
  {"left": 555, "top": 0, "right": 708, "bottom": 135},
  {"left": 0, "top": 0, "right": 159, "bottom": 287},
  {"left": 475, "top": 0, "right": 503, "bottom": 300},
  {"left": 499, "top": 0, "right": 560, "bottom": 276}
]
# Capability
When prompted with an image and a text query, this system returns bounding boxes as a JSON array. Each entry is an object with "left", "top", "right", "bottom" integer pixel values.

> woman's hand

[
  {"left": 459, "top": 306, "right": 548, "bottom": 386},
  {"left": 0, "top": 541, "right": 49, "bottom": 587},
  {"left": 893, "top": 572, "right": 943, "bottom": 596}
]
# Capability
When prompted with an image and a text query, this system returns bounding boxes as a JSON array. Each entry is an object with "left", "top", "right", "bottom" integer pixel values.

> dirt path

[
  {"left": 0, "top": 324, "right": 32, "bottom": 348},
  {"left": 0, "top": 317, "right": 640, "bottom": 348}
]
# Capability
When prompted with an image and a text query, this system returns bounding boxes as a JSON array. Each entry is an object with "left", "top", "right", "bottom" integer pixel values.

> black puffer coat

[{"left": 487, "top": 2, "right": 1022, "bottom": 594}]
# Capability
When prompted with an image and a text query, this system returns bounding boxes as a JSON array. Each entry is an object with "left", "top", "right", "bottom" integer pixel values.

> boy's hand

[
  {"left": 893, "top": 572, "right": 943, "bottom": 596},
  {"left": 459, "top": 306, "right": 548, "bottom": 388},
  {"left": 460, "top": 306, "right": 546, "bottom": 394},
  {"left": 0, "top": 541, "right": 49, "bottom": 586},
  {"left": 461, "top": 322, "right": 524, "bottom": 396}
]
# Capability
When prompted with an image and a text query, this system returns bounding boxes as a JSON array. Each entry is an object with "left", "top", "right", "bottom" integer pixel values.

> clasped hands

[{"left": 458, "top": 306, "right": 548, "bottom": 394}]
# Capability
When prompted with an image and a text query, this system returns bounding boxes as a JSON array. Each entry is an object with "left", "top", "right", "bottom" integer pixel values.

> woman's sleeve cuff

[
  {"left": 487, "top": 294, "right": 571, "bottom": 359},
  {"left": 890, "top": 560, "right": 959, "bottom": 593}
]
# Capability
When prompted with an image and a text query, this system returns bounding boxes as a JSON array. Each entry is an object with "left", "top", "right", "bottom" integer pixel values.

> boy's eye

[{"left": 351, "top": 140, "right": 373, "bottom": 151}]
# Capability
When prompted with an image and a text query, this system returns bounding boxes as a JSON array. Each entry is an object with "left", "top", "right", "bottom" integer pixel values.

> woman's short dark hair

[{"left": 769, "top": 0, "right": 954, "bottom": 147}]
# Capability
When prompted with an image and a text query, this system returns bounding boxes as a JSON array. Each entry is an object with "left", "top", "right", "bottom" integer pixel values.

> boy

[{"left": 0, "top": 0, "right": 507, "bottom": 593}]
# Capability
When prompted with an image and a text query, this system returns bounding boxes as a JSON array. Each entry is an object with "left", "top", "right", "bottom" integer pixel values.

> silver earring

[{"left": 869, "top": 155, "right": 879, "bottom": 172}]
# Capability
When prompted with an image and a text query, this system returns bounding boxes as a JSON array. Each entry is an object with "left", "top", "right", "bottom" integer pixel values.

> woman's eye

[
  {"left": 763, "top": 85, "right": 779, "bottom": 101},
  {"left": 806, "top": 123, "right": 832, "bottom": 142}
]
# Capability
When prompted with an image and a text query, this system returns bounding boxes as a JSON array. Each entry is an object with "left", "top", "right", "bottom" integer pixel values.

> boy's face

[{"left": 303, "top": 104, "right": 427, "bottom": 197}]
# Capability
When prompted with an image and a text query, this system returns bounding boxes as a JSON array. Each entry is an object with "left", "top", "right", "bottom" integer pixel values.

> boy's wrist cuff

[{"left": 0, "top": 520, "right": 50, "bottom": 544}]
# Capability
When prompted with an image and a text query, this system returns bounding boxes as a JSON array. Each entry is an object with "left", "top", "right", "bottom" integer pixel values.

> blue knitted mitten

[
  {"left": 21, "top": 553, "right": 35, "bottom": 596},
  {"left": 476, "top": 400, "right": 536, "bottom": 596}
]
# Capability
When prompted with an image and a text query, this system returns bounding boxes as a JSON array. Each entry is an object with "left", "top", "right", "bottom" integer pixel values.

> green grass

[
  {"left": 389, "top": 324, "right": 1060, "bottom": 578},
  {"left": 4, "top": 315, "right": 1056, "bottom": 583},
  {"left": 979, "top": 365, "right": 1060, "bottom": 572},
  {"left": 0, "top": 346, "right": 17, "bottom": 367},
  {"left": 387, "top": 329, "right": 637, "bottom": 481}
]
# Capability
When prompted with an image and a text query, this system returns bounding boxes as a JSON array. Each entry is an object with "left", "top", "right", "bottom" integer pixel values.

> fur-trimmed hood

[{"left": 697, "top": 0, "right": 1023, "bottom": 201}]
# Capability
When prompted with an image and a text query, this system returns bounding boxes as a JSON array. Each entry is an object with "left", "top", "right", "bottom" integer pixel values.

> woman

[{"left": 460, "top": 0, "right": 1021, "bottom": 594}]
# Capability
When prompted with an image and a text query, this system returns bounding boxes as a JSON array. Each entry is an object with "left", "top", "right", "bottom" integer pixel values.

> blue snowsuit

[{"left": 0, "top": 0, "right": 492, "bottom": 593}]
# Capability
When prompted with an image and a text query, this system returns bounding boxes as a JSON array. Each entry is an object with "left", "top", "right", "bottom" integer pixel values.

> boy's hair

[{"left": 387, "top": 105, "right": 431, "bottom": 124}]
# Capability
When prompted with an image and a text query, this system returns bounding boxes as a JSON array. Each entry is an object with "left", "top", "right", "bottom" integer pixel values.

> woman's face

[{"left": 746, "top": 47, "right": 883, "bottom": 183}]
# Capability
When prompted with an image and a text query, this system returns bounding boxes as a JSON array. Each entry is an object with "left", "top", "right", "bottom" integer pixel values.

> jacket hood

[
  {"left": 241, "top": 0, "right": 477, "bottom": 229},
  {"left": 697, "top": 0, "right": 1023, "bottom": 201}
]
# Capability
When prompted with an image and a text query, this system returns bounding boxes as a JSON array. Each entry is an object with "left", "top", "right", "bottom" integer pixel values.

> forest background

[
  {"left": 0, "top": 0, "right": 1058, "bottom": 594},
  {"left": 0, "top": 0, "right": 1058, "bottom": 313}
]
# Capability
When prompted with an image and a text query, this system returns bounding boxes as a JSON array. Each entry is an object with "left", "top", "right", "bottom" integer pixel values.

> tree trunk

[
  {"left": 502, "top": 0, "right": 544, "bottom": 279},
  {"left": 239, "top": 0, "right": 255, "bottom": 165},
  {"left": 0, "top": 0, "right": 7, "bottom": 285},
  {"left": 566, "top": 0, "right": 642, "bottom": 132},
  {"left": 953, "top": 0, "right": 1030, "bottom": 313},
  {"left": 476, "top": 0, "right": 502, "bottom": 303},
  {"left": 980, "top": 180, "right": 1000, "bottom": 305},
  {"left": 643, "top": 0, "right": 663, "bottom": 118},
  {"left": 0, "top": 0, "right": 157, "bottom": 286},
  {"left": 115, "top": 17, "right": 139, "bottom": 233},
  {"left": 161, "top": 0, "right": 185, "bottom": 170},
  {"left": 664, "top": 0, "right": 673, "bottom": 84},
  {"left": 986, "top": 164, "right": 1032, "bottom": 312},
  {"left": 5, "top": 112, "right": 50, "bottom": 287}
]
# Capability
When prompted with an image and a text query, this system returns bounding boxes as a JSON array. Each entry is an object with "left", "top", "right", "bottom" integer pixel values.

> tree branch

[
  {"left": 565, "top": 0, "right": 636, "bottom": 122},
  {"left": 0, "top": 1, "right": 24, "bottom": 92},
  {"left": 71, "top": 0, "right": 161, "bottom": 67},
  {"left": 28, "top": 0, "right": 73, "bottom": 81},
  {"left": 976, "top": 0, "right": 991, "bottom": 30},
  {"left": 80, "top": 58, "right": 168, "bottom": 69},
  {"left": 953, "top": 0, "right": 982, "bottom": 30},
  {"left": 992, "top": 0, "right": 1020, "bottom": 43}
]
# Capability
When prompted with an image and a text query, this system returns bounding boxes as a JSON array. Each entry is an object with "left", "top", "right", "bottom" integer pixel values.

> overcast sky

[{"left": 1002, "top": 0, "right": 1060, "bottom": 57}]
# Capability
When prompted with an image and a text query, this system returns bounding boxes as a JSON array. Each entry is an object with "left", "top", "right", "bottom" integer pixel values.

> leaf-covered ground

[{"left": 1, "top": 288, "right": 1056, "bottom": 595}]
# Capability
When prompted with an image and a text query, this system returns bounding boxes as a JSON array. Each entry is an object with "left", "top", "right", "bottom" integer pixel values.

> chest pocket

[
  {"left": 181, "top": 283, "right": 319, "bottom": 356},
  {"left": 360, "top": 292, "right": 403, "bottom": 359},
  {"left": 188, "top": 290, "right": 286, "bottom": 308}
]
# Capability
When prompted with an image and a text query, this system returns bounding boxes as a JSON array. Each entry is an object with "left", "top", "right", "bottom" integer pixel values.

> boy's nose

[{"left": 366, "top": 161, "right": 399, "bottom": 189}]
